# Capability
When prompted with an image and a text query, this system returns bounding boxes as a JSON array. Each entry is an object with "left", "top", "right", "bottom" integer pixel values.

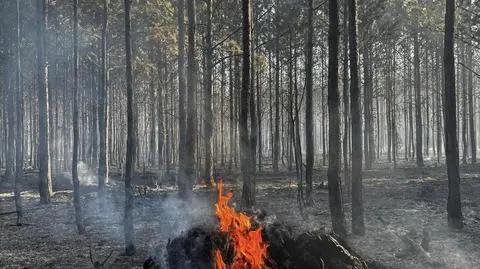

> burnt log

[{"left": 163, "top": 222, "right": 391, "bottom": 269}]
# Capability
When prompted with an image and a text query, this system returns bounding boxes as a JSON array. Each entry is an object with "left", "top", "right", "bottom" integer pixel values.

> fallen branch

[
  {"left": 89, "top": 243, "right": 114, "bottom": 269},
  {"left": 395, "top": 232, "right": 430, "bottom": 260},
  {"left": 0, "top": 211, "right": 19, "bottom": 216}
]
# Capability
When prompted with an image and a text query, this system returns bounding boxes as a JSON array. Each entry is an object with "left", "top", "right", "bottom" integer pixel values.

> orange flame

[{"left": 214, "top": 180, "right": 268, "bottom": 269}]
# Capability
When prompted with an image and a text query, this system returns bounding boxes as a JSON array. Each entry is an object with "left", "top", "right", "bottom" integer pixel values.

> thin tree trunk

[
  {"left": 184, "top": 0, "right": 196, "bottom": 199},
  {"left": 249, "top": 2, "right": 257, "bottom": 204},
  {"left": 436, "top": 48, "right": 442, "bottom": 163},
  {"left": 204, "top": 0, "right": 213, "bottom": 180},
  {"left": 342, "top": 0, "right": 350, "bottom": 196},
  {"left": 229, "top": 55, "right": 234, "bottom": 172},
  {"left": 444, "top": 0, "right": 463, "bottom": 229},
  {"left": 414, "top": 32, "right": 424, "bottom": 167},
  {"left": 14, "top": 0, "right": 24, "bottom": 225},
  {"left": 123, "top": 0, "right": 136, "bottom": 255},
  {"left": 241, "top": 0, "right": 254, "bottom": 208},
  {"left": 72, "top": 0, "right": 85, "bottom": 234},
  {"left": 305, "top": 0, "right": 314, "bottom": 206},
  {"left": 221, "top": 58, "right": 226, "bottom": 167},
  {"left": 7, "top": 59, "right": 17, "bottom": 223},
  {"left": 273, "top": 31, "right": 280, "bottom": 172},
  {"left": 149, "top": 78, "right": 156, "bottom": 166},
  {"left": 91, "top": 65, "right": 98, "bottom": 167},
  {"left": 467, "top": 44, "right": 476, "bottom": 163},
  {"left": 327, "top": 0, "right": 347, "bottom": 238},
  {"left": 425, "top": 44, "right": 430, "bottom": 157},
  {"left": 363, "top": 44, "right": 372, "bottom": 169},
  {"left": 176, "top": 0, "right": 187, "bottom": 190},
  {"left": 256, "top": 54, "right": 262, "bottom": 173},
  {"left": 36, "top": 0, "right": 52, "bottom": 204},
  {"left": 349, "top": 0, "right": 364, "bottom": 235},
  {"left": 462, "top": 45, "right": 468, "bottom": 164}
]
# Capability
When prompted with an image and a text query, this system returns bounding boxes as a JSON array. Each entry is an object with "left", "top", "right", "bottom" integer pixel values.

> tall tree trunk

[
  {"left": 413, "top": 32, "right": 424, "bottom": 167},
  {"left": 288, "top": 40, "right": 294, "bottom": 172},
  {"left": 249, "top": 3, "right": 257, "bottom": 204},
  {"left": 14, "top": 0, "right": 24, "bottom": 225},
  {"left": 36, "top": 0, "right": 52, "bottom": 204},
  {"left": 149, "top": 78, "right": 156, "bottom": 166},
  {"left": 91, "top": 65, "right": 98, "bottom": 167},
  {"left": 386, "top": 49, "right": 392, "bottom": 163},
  {"left": 6, "top": 59, "right": 17, "bottom": 222},
  {"left": 165, "top": 60, "right": 171, "bottom": 171},
  {"left": 229, "top": 55, "right": 234, "bottom": 172},
  {"left": 409, "top": 54, "right": 415, "bottom": 160},
  {"left": 425, "top": 45, "right": 430, "bottom": 157},
  {"left": 349, "top": 0, "right": 364, "bottom": 235},
  {"left": 461, "top": 45, "right": 468, "bottom": 164},
  {"left": 436, "top": 48, "right": 442, "bottom": 163},
  {"left": 72, "top": 0, "right": 85, "bottom": 234},
  {"left": 221, "top": 58, "right": 226, "bottom": 167},
  {"left": 392, "top": 45, "right": 397, "bottom": 168},
  {"left": 269, "top": 51, "right": 274, "bottom": 169},
  {"left": 443, "top": 0, "right": 463, "bottom": 229},
  {"left": 404, "top": 48, "right": 409, "bottom": 160},
  {"left": 273, "top": 31, "right": 280, "bottom": 173},
  {"left": 467, "top": 45, "right": 475, "bottom": 163},
  {"left": 342, "top": 0, "right": 350, "bottom": 195},
  {"left": 327, "top": 0, "right": 347, "bottom": 238},
  {"left": 184, "top": 0, "right": 196, "bottom": 199},
  {"left": 304, "top": 0, "right": 314, "bottom": 206},
  {"left": 241, "top": 0, "right": 254, "bottom": 208},
  {"left": 177, "top": 0, "right": 186, "bottom": 191},
  {"left": 204, "top": 0, "right": 213, "bottom": 180},
  {"left": 123, "top": 0, "right": 136, "bottom": 255},
  {"left": 256, "top": 54, "right": 262, "bottom": 173},
  {"left": 363, "top": 45, "right": 372, "bottom": 169}
]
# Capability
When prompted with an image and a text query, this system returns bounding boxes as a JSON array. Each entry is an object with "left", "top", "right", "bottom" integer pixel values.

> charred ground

[{"left": 1, "top": 161, "right": 479, "bottom": 269}]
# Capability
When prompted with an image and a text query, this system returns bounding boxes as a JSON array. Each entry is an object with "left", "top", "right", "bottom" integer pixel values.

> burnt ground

[{"left": 1, "top": 160, "right": 480, "bottom": 269}]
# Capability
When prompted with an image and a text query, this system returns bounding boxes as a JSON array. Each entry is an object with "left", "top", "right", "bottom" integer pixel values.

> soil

[{"left": 1, "top": 160, "right": 479, "bottom": 269}]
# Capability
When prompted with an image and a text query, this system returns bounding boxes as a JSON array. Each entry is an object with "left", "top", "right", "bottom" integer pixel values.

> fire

[{"left": 214, "top": 180, "right": 268, "bottom": 269}]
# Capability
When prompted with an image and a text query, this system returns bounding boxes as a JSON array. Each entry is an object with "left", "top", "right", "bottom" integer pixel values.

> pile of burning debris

[{"left": 146, "top": 180, "right": 390, "bottom": 269}]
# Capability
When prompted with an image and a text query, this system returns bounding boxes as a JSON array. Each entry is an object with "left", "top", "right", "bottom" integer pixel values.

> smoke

[{"left": 77, "top": 161, "right": 98, "bottom": 186}]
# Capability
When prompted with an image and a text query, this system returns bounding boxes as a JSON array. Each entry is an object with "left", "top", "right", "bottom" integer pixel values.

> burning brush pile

[{"left": 159, "top": 180, "right": 389, "bottom": 269}]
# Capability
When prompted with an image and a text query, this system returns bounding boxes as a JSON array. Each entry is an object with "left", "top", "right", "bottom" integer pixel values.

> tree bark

[
  {"left": 123, "top": 0, "right": 136, "bottom": 255},
  {"left": 414, "top": 32, "right": 424, "bottom": 167},
  {"left": 6, "top": 59, "right": 17, "bottom": 223},
  {"left": 467, "top": 45, "right": 475, "bottom": 163},
  {"left": 462, "top": 45, "right": 468, "bottom": 164},
  {"left": 363, "top": 45, "right": 372, "bottom": 169},
  {"left": 327, "top": 0, "right": 348, "bottom": 238},
  {"left": 256, "top": 54, "right": 262, "bottom": 173},
  {"left": 273, "top": 28, "right": 280, "bottom": 172},
  {"left": 342, "top": 0, "right": 350, "bottom": 195},
  {"left": 14, "top": 0, "right": 24, "bottom": 225},
  {"left": 305, "top": 0, "right": 314, "bottom": 206},
  {"left": 348, "top": 0, "right": 364, "bottom": 235},
  {"left": 436, "top": 48, "right": 442, "bottom": 164},
  {"left": 443, "top": 0, "right": 463, "bottom": 229},
  {"left": 72, "top": 0, "right": 85, "bottom": 234},
  {"left": 241, "top": 0, "right": 254, "bottom": 208},
  {"left": 249, "top": 4, "right": 257, "bottom": 204},
  {"left": 204, "top": 0, "right": 213, "bottom": 180},
  {"left": 98, "top": 0, "right": 108, "bottom": 208},
  {"left": 229, "top": 55, "right": 234, "bottom": 172},
  {"left": 177, "top": 0, "right": 186, "bottom": 183},
  {"left": 184, "top": 0, "right": 196, "bottom": 200},
  {"left": 36, "top": 0, "right": 52, "bottom": 204}
]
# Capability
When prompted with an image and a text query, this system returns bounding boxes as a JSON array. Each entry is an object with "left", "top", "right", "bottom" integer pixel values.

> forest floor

[{"left": 1, "top": 160, "right": 480, "bottom": 269}]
